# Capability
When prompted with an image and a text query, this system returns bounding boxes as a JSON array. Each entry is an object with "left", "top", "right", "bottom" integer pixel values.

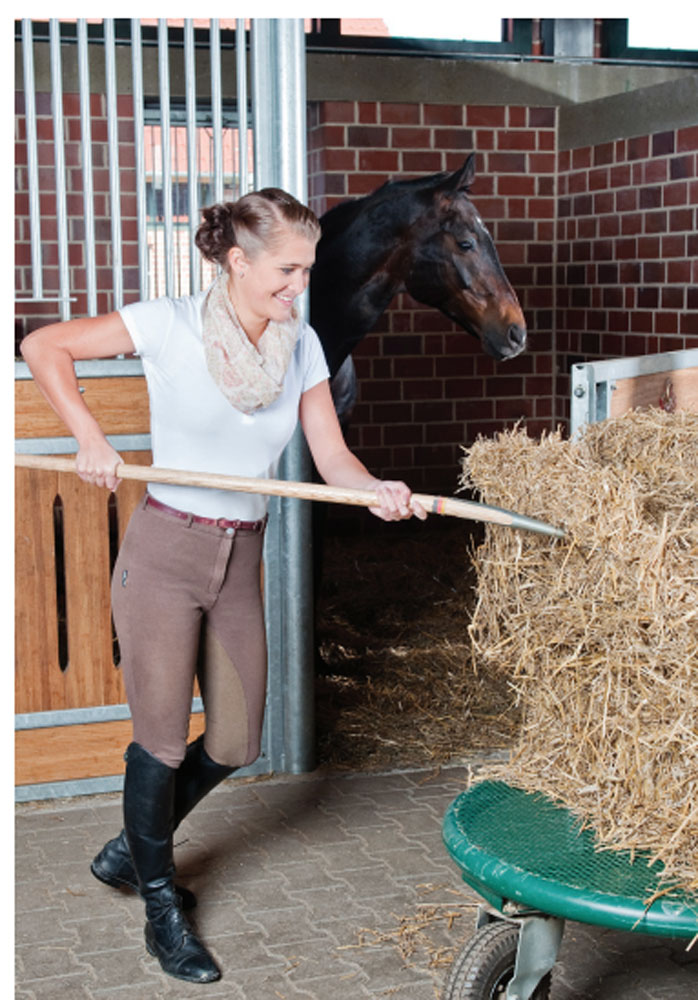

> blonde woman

[{"left": 21, "top": 188, "right": 426, "bottom": 984}]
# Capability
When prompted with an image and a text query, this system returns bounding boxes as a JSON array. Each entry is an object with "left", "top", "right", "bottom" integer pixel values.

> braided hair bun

[{"left": 195, "top": 188, "right": 320, "bottom": 269}]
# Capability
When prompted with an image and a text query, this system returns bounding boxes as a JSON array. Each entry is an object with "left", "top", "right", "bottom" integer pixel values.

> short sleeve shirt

[{"left": 119, "top": 290, "right": 329, "bottom": 521}]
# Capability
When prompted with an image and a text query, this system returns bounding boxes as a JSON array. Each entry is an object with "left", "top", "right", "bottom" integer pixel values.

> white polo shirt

[{"left": 119, "top": 289, "right": 329, "bottom": 521}]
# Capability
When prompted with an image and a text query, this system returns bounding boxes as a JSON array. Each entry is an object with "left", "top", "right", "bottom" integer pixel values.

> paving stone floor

[{"left": 15, "top": 761, "right": 698, "bottom": 999}]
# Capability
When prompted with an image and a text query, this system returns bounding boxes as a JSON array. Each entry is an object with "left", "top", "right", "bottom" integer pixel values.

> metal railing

[{"left": 16, "top": 17, "right": 252, "bottom": 316}]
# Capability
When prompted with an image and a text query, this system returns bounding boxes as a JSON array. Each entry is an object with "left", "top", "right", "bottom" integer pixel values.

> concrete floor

[{"left": 15, "top": 761, "right": 698, "bottom": 999}]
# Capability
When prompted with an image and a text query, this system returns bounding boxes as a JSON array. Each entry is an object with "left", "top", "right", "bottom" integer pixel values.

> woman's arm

[
  {"left": 20, "top": 312, "right": 136, "bottom": 490},
  {"left": 299, "top": 379, "right": 426, "bottom": 522}
]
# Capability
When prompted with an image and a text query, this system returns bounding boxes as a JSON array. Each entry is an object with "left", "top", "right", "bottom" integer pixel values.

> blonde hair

[{"left": 195, "top": 188, "right": 321, "bottom": 268}]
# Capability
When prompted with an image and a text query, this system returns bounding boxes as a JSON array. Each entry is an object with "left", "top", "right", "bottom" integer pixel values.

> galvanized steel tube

[
  {"left": 104, "top": 20, "right": 124, "bottom": 310},
  {"left": 20, "top": 19, "right": 43, "bottom": 302},
  {"left": 250, "top": 23, "right": 272, "bottom": 187},
  {"left": 252, "top": 19, "right": 314, "bottom": 774},
  {"left": 277, "top": 21, "right": 314, "bottom": 777},
  {"left": 236, "top": 19, "right": 249, "bottom": 196},
  {"left": 210, "top": 19, "right": 224, "bottom": 206},
  {"left": 157, "top": 19, "right": 175, "bottom": 297},
  {"left": 130, "top": 19, "right": 148, "bottom": 303},
  {"left": 76, "top": 20, "right": 97, "bottom": 316},
  {"left": 49, "top": 19, "right": 71, "bottom": 319},
  {"left": 184, "top": 20, "right": 200, "bottom": 295}
]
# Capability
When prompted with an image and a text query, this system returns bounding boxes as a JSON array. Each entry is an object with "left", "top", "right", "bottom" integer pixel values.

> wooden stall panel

[
  {"left": 610, "top": 366, "right": 698, "bottom": 418},
  {"left": 15, "top": 467, "right": 61, "bottom": 713},
  {"left": 15, "top": 451, "right": 152, "bottom": 714},
  {"left": 15, "top": 714, "right": 205, "bottom": 786},
  {"left": 15, "top": 375, "right": 151, "bottom": 439}
]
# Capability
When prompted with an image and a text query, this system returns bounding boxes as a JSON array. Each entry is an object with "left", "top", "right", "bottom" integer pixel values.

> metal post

[
  {"left": 76, "top": 20, "right": 97, "bottom": 316},
  {"left": 104, "top": 19, "right": 123, "bottom": 310},
  {"left": 210, "top": 19, "right": 224, "bottom": 205},
  {"left": 157, "top": 19, "right": 175, "bottom": 297},
  {"left": 251, "top": 19, "right": 314, "bottom": 774},
  {"left": 184, "top": 20, "right": 200, "bottom": 296},
  {"left": 236, "top": 19, "right": 249, "bottom": 196},
  {"left": 49, "top": 19, "right": 70, "bottom": 320},
  {"left": 21, "top": 20, "right": 43, "bottom": 302},
  {"left": 130, "top": 20, "right": 148, "bottom": 303}
]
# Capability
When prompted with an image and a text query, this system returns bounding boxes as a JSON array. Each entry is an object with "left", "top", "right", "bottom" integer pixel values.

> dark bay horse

[{"left": 310, "top": 153, "right": 527, "bottom": 390}]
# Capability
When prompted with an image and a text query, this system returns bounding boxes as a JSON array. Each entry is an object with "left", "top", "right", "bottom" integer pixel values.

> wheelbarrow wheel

[{"left": 443, "top": 920, "right": 552, "bottom": 1000}]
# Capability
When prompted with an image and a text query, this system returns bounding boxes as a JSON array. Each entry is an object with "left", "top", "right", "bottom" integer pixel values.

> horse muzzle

[{"left": 482, "top": 320, "right": 527, "bottom": 361}]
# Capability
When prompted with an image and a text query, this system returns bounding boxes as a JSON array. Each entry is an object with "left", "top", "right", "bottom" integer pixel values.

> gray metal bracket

[{"left": 507, "top": 913, "right": 565, "bottom": 1000}]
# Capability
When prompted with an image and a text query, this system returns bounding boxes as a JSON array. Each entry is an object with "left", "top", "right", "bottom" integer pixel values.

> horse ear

[{"left": 440, "top": 153, "right": 476, "bottom": 194}]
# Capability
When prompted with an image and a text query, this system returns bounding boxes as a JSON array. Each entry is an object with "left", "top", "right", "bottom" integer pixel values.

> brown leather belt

[{"left": 145, "top": 494, "right": 267, "bottom": 533}]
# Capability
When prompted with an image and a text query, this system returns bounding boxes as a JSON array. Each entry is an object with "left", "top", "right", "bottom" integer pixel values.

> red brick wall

[
  {"left": 308, "top": 100, "right": 558, "bottom": 493},
  {"left": 555, "top": 126, "right": 698, "bottom": 423},
  {"left": 309, "top": 101, "right": 698, "bottom": 494}
]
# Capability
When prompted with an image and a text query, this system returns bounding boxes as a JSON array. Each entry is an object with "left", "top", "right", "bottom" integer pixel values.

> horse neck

[{"left": 315, "top": 196, "right": 416, "bottom": 331}]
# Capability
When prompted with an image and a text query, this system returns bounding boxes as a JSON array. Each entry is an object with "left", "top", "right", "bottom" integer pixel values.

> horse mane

[{"left": 319, "top": 170, "right": 451, "bottom": 240}]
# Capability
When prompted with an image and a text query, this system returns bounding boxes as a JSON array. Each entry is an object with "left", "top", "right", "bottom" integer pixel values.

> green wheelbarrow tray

[
  {"left": 441, "top": 781, "right": 698, "bottom": 1000},
  {"left": 442, "top": 780, "right": 698, "bottom": 937}
]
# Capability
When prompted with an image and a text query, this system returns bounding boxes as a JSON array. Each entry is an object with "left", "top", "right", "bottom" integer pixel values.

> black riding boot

[
  {"left": 91, "top": 735, "right": 234, "bottom": 906},
  {"left": 123, "top": 741, "right": 221, "bottom": 983},
  {"left": 173, "top": 734, "right": 237, "bottom": 823}
]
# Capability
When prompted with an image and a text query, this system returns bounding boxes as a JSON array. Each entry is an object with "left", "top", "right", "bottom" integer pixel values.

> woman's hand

[
  {"left": 369, "top": 480, "right": 427, "bottom": 522},
  {"left": 299, "top": 381, "right": 427, "bottom": 523},
  {"left": 76, "top": 436, "right": 123, "bottom": 491}
]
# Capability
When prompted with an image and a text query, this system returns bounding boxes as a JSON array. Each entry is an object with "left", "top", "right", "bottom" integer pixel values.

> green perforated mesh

[
  {"left": 443, "top": 781, "right": 698, "bottom": 936},
  {"left": 454, "top": 781, "right": 670, "bottom": 898}
]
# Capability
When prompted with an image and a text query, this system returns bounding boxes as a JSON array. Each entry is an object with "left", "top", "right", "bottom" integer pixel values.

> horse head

[
  {"left": 398, "top": 154, "right": 526, "bottom": 361},
  {"left": 311, "top": 153, "right": 527, "bottom": 377}
]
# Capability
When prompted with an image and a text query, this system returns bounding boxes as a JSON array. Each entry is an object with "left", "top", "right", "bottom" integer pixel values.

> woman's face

[{"left": 228, "top": 228, "right": 316, "bottom": 332}]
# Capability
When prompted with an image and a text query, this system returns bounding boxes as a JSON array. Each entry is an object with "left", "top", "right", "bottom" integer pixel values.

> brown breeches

[{"left": 111, "top": 498, "right": 267, "bottom": 769}]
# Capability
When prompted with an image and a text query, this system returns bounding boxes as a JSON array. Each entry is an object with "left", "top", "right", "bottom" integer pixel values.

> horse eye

[{"left": 458, "top": 239, "right": 474, "bottom": 252}]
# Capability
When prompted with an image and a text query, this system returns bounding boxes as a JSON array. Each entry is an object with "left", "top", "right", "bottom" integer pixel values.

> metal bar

[
  {"left": 251, "top": 18, "right": 316, "bottom": 774},
  {"left": 15, "top": 295, "right": 75, "bottom": 303},
  {"left": 104, "top": 19, "right": 123, "bottom": 309},
  {"left": 250, "top": 21, "right": 273, "bottom": 187},
  {"left": 277, "top": 21, "right": 315, "bottom": 775},
  {"left": 158, "top": 19, "right": 175, "bottom": 296},
  {"left": 236, "top": 19, "right": 249, "bottom": 195},
  {"left": 570, "top": 363, "right": 594, "bottom": 439},
  {"left": 16, "top": 357, "right": 144, "bottom": 379},
  {"left": 184, "top": 19, "right": 200, "bottom": 295},
  {"left": 15, "top": 434, "right": 152, "bottom": 455},
  {"left": 131, "top": 19, "right": 148, "bottom": 303},
  {"left": 275, "top": 20, "right": 308, "bottom": 203},
  {"left": 252, "top": 19, "right": 284, "bottom": 773},
  {"left": 21, "top": 19, "right": 43, "bottom": 301},
  {"left": 16, "top": 698, "right": 203, "bottom": 730},
  {"left": 49, "top": 19, "right": 71, "bottom": 321},
  {"left": 16, "top": 753, "right": 270, "bottom": 803},
  {"left": 16, "top": 776, "right": 126, "bottom": 802},
  {"left": 76, "top": 20, "right": 97, "bottom": 316},
  {"left": 210, "top": 19, "right": 224, "bottom": 205}
]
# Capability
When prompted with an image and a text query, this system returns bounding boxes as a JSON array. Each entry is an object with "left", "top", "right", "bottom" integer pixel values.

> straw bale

[{"left": 461, "top": 408, "right": 698, "bottom": 894}]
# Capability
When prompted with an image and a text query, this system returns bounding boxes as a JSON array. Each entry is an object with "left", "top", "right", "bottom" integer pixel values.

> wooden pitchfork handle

[{"left": 14, "top": 453, "right": 565, "bottom": 538}]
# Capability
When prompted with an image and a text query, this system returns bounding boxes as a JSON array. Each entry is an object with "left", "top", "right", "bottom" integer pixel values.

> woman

[{"left": 20, "top": 188, "right": 426, "bottom": 985}]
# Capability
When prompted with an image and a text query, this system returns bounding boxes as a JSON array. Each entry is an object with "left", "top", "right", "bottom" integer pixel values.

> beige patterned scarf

[{"left": 202, "top": 273, "right": 300, "bottom": 414}]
